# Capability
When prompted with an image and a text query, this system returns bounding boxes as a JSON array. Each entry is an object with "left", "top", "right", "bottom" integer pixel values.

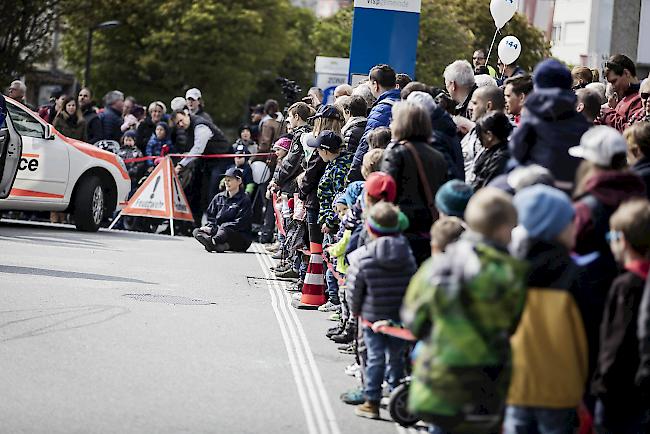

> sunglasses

[{"left": 641, "top": 92, "right": 650, "bottom": 100}]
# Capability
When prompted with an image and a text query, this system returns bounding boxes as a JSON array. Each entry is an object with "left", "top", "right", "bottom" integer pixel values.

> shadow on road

[
  {"left": 0, "top": 264, "right": 155, "bottom": 284},
  {"left": 0, "top": 305, "right": 130, "bottom": 342}
]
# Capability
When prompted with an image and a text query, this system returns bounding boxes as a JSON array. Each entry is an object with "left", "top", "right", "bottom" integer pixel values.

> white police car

[{"left": 0, "top": 97, "right": 131, "bottom": 232}]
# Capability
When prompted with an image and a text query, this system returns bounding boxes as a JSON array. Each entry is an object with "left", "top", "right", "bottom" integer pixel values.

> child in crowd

[
  {"left": 402, "top": 187, "right": 528, "bottom": 433},
  {"left": 118, "top": 130, "right": 146, "bottom": 194},
  {"left": 434, "top": 180, "right": 474, "bottom": 219},
  {"left": 233, "top": 143, "right": 255, "bottom": 195},
  {"left": 592, "top": 199, "right": 650, "bottom": 434},
  {"left": 430, "top": 216, "right": 465, "bottom": 254},
  {"left": 234, "top": 125, "right": 258, "bottom": 155},
  {"left": 347, "top": 201, "right": 417, "bottom": 419},
  {"left": 367, "top": 126, "right": 391, "bottom": 149},
  {"left": 361, "top": 148, "right": 384, "bottom": 179},
  {"left": 504, "top": 185, "right": 588, "bottom": 434},
  {"left": 308, "top": 130, "right": 352, "bottom": 311},
  {"left": 145, "top": 122, "right": 173, "bottom": 170}
]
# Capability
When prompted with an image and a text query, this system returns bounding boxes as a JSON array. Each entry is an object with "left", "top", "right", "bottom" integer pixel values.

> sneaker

[
  {"left": 317, "top": 301, "right": 340, "bottom": 312},
  {"left": 340, "top": 388, "right": 365, "bottom": 405},
  {"left": 344, "top": 363, "right": 360, "bottom": 377},
  {"left": 325, "top": 326, "right": 343, "bottom": 338},
  {"left": 275, "top": 268, "right": 299, "bottom": 279},
  {"left": 285, "top": 281, "right": 303, "bottom": 292},
  {"left": 355, "top": 401, "right": 380, "bottom": 419},
  {"left": 271, "top": 250, "right": 284, "bottom": 260},
  {"left": 269, "top": 262, "right": 288, "bottom": 271},
  {"left": 329, "top": 313, "right": 341, "bottom": 321},
  {"left": 330, "top": 331, "right": 353, "bottom": 344},
  {"left": 338, "top": 344, "right": 356, "bottom": 355},
  {"left": 265, "top": 243, "right": 280, "bottom": 253}
]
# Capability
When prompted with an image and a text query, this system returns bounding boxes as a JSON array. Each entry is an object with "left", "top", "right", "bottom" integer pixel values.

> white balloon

[
  {"left": 498, "top": 36, "right": 522, "bottom": 66},
  {"left": 490, "top": 0, "right": 518, "bottom": 29},
  {"left": 250, "top": 160, "right": 271, "bottom": 184}
]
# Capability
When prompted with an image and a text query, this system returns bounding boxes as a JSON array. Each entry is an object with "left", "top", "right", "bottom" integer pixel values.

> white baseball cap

[
  {"left": 170, "top": 96, "right": 186, "bottom": 111},
  {"left": 185, "top": 88, "right": 202, "bottom": 100},
  {"left": 568, "top": 125, "right": 627, "bottom": 167}
]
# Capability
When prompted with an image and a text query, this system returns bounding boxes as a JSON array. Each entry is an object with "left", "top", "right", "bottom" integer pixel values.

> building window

[{"left": 552, "top": 24, "right": 562, "bottom": 43}]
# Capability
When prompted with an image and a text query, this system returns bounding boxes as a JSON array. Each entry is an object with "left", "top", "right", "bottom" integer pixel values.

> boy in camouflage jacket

[
  {"left": 307, "top": 130, "right": 352, "bottom": 233},
  {"left": 401, "top": 188, "right": 528, "bottom": 434}
]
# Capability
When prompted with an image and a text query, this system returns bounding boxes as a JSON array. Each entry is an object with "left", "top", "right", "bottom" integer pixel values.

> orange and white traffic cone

[{"left": 292, "top": 242, "right": 327, "bottom": 309}]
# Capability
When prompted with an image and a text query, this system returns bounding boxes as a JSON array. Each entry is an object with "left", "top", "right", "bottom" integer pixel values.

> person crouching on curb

[
  {"left": 347, "top": 201, "right": 417, "bottom": 419},
  {"left": 193, "top": 167, "right": 253, "bottom": 253}
]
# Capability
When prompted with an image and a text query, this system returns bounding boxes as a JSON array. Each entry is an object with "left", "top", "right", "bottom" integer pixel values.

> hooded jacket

[
  {"left": 347, "top": 234, "right": 417, "bottom": 323},
  {"left": 275, "top": 124, "right": 310, "bottom": 193},
  {"left": 401, "top": 232, "right": 527, "bottom": 421},
  {"left": 507, "top": 239, "right": 588, "bottom": 409},
  {"left": 380, "top": 138, "right": 448, "bottom": 234},
  {"left": 341, "top": 116, "right": 367, "bottom": 154},
  {"left": 349, "top": 88, "right": 401, "bottom": 181},
  {"left": 136, "top": 116, "right": 158, "bottom": 153},
  {"left": 574, "top": 171, "right": 646, "bottom": 256},
  {"left": 510, "top": 88, "right": 591, "bottom": 191}
]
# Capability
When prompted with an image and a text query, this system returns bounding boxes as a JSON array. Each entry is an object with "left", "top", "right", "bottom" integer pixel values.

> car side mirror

[{"left": 44, "top": 124, "right": 55, "bottom": 140}]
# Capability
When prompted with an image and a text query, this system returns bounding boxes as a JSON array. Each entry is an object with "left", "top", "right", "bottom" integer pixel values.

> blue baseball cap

[
  {"left": 224, "top": 167, "right": 244, "bottom": 179},
  {"left": 307, "top": 130, "right": 343, "bottom": 152}
]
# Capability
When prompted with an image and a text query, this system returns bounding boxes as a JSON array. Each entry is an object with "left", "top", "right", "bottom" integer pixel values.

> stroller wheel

[{"left": 388, "top": 381, "right": 419, "bottom": 427}]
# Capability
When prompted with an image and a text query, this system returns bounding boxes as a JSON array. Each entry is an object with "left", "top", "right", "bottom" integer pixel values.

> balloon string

[{"left": 486, "top": 28, "right": 499, "bottom": 67}]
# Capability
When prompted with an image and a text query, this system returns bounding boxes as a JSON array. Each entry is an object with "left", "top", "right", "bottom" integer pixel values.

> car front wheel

[{"left": 74, "top": 176, "right": 104, "bottom": 232}]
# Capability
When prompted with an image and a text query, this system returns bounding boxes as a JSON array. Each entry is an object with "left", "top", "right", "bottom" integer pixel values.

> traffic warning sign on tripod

[{"left": 108, "top": 157, "right": 194, "bottom": 234}]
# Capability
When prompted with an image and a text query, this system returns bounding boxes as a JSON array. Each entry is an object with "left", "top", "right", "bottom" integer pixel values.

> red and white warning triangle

[{"left": 120, "top": 157, "right": 193, "bottom": 221}]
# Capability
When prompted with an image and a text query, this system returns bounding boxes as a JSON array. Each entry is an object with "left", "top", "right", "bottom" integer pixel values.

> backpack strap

[{"left": 399, "top": 140, "right": 439, "bottom": 221}]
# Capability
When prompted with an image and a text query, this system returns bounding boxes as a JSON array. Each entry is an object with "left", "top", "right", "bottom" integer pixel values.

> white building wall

[{"left": 550, "top": 0, "right": 592, "bottom": 65}]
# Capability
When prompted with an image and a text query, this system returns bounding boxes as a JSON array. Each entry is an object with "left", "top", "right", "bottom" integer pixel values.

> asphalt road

[{"left": 0, "top": 220, "right": 424, "bottom": 434}]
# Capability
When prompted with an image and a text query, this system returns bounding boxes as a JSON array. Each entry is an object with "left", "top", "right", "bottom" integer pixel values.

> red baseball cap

[{"left": 365, "top": 172, "right": 397, "bottom": 202}]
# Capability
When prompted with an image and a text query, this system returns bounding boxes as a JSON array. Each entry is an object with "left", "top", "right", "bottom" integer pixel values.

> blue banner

[{"left": 348, "top": 1, "right": 421, "bottom": 81}]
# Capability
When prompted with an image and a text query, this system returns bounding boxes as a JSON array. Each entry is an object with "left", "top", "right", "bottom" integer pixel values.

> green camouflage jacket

[
  {"left": 401, "top": 232, "right": 527, "bottom": 426},
  {"left": 318, "top": 151, "right": 352, "bottom": 228}
]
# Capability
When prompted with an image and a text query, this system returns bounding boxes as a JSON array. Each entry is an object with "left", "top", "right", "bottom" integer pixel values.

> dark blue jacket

[
  {"left": 509, "top": 88, "right": 590, "bottom": 191},
  {"left": 430, "top": 104, "right": 464, "bottom": 181},
  {"left": 347, "top": 234, "right": 417, "bottom": 322},
  {"left": 98, "top": 106, "right": 123, "bottom": 142},
  {"left": 206, "top": 190, "right": 252, "bottom": 238},
  {"left": 236, "top": 162, "right": 254, "bottom": 187},
  {"left": 348, "top": 88, "right": 401, "bottom": 181},
  {"left": 145, "top": 135, "right": 173, "bottom": 167}
]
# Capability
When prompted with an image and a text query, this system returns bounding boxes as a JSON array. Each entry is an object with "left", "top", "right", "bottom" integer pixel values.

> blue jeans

[
  {"left": 503, "top": 406, "right": 577, "bottom": 434},
  {"left": 363, "top": 326, "right": 407, "bottom": 402},
  {"left": 323, "top": 233, "right": 339, "bottom": 304}
]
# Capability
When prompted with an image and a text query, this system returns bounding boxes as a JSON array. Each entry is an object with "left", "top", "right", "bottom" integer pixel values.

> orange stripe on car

[
  {"left": 22, "top": 153, "right": 40, "bottom": 158},
  {"left": 54, "top": 131, "right": 130, "bottom": 181},
  {"left": 10, "top": 188, "right": 64, "bottom": 199}
]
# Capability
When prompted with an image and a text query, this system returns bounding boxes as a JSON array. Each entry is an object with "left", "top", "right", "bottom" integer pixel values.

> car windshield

[{"left": 5, "top": 102, "right": 45, "bottom": 139}]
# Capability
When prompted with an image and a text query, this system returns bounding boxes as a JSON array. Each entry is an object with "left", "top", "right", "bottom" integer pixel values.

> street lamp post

[{"left": 84, "top": 20, "right": 121, "bottom": 88}]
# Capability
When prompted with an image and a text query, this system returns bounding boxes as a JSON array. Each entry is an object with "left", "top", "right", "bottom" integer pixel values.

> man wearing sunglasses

[{"left": 602, "top": 54, "right": 643, "bottom": 132}]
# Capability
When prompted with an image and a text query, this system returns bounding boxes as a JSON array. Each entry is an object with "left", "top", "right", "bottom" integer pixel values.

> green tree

[
  {"left": 0, "top": 0, "right": 61, "bottom": 85},
  {"left": 309, "top": 7, "right": 353, "bottom": 59},
  {"left": 452, "top": 0, "right": 551, "bottom": 73},
  {"left": 61, "top": 0, "right": 311, "bottom": 126}
]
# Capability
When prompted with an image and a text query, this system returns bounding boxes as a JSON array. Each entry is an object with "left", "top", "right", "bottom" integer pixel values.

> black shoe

[
  {"left": 326, "top": 326, "right": 343, "bottom": 338},
  {"left": 195, "top": 233, "right": 216, "bottom": 252},
  {"left": 330, "top": 331, "right": 353, "bottom": 344},
  {"left": 214, "top": 242, "right": 230, "bottom": 253}
]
